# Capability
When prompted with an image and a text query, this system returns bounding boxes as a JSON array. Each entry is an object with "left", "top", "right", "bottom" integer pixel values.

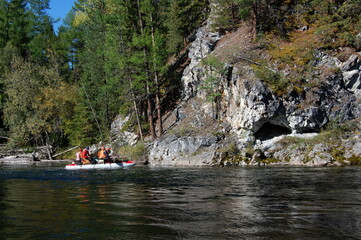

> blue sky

[{"left": 47, "top": 0, "right": 75, "bottom": 32}]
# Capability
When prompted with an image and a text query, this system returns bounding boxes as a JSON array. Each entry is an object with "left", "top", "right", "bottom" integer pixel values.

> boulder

[
  {"left": 341, "top": 54, "right": 361, "bottom": 71},
  {"left": 343, "top": 70, "right": 361, "bottom": 93},
  {"left": 288, "top": 107, "right": 327, "bottom": 133},
  {"left": 110, "top": 115, "right": 138, "bottom": 146},
  {"left": 149, "top": 135, "right": 220, "bottom": 166}
]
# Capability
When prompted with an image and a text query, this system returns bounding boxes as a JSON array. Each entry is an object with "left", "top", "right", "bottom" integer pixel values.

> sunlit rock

[{"left": 110, "top": 115, "right": 138, "bottom": 146}]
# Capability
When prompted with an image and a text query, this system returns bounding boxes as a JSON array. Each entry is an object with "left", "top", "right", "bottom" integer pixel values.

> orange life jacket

[{"left": 98, "top": 150, "right": 107, "bottom": 159}]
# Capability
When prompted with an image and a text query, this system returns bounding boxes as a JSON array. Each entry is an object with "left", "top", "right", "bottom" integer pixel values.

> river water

[{"left": 0, "top": 164, "right": 360, "bottom": 240}]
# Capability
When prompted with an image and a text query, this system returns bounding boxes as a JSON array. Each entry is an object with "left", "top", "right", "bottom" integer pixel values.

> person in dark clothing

[
  {"left": 81, "top": 147, "right": 91, "bottom": 164},
  {"left": 104, "top": 147, "right": 112, "bottom": 163}
]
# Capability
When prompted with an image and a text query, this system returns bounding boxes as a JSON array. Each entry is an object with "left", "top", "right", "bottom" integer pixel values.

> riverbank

[{"left": 0, "top": 157, "right": 71, "bottom": 165}]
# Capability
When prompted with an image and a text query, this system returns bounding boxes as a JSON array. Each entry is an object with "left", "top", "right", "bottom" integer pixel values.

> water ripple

[{"left": 0, "top": 165, "right": 360, "bottom": 239}]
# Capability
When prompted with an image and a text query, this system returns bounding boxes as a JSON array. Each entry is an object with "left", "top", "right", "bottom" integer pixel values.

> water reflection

[{"left": 0, "top": 166, "right": 360, "bottom": 239}]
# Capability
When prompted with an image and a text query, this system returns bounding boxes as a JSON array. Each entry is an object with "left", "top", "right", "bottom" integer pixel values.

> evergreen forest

[{"left": 0, "top": 0, "right": 360, "bottom": 151}]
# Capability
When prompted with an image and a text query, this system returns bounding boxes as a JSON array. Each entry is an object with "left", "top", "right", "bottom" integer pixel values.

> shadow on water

[{"left": 0, "top": 165, "right": 361, "bottom": 239}]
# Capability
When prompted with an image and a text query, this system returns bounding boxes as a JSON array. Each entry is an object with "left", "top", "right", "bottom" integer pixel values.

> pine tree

[
  {"left": 166, "top": 0, "right": 209, "bottom": 54},
  {"left": 72, "top": 0, "right": 109, "bottom": 141},
  {"left": 211, "top": 0, "right": 241, "bottom": 32},
  {"left": 166, "top": 0, "right": 183, "bottom": 54},
  {"left": 200, "top": 55, "right": 224, "bottom": 121},
  {"left": 141, "top": 0, "right": 168, "bottom": 137},
  {"left": 7, "top": 0, "right": 29, "bottom": 57},
  {"left": 28, "top": 0, "right": 57, "bottom": 64},
  {"left": 0, "top": 0, "right": 9, "bottom": 49},
  {"left": 134, "top": 0, "right": 157, "bottom": 140}
]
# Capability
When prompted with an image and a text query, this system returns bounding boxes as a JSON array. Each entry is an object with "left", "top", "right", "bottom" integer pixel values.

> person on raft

[
  {"left": 105, "top": 147, "right": 111, "bottom": 161},
  {"left": 81, "top": 147, "right": 91, "bottom": 164},
  {"left": 75, "top": 148, "right": 83, "bottom": 165},
  {"left": 98, "top": 146, "right": 112, "bottom": 163}
]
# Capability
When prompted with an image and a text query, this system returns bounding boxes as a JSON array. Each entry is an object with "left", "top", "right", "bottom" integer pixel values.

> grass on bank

[{"left": 115, "top": 141, "right": 148, "bottom": 161}]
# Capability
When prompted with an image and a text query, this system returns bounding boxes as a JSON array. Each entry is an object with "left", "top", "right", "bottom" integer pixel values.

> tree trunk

[
  {"left": 155, "top": 93, "right": 163, "bottom": 136},
  {"left": 147, "top": 96, "right": 156, "bottom": 140},
  {"left": 127, "top": 71, "right": 144, "bottom": 141},
  {"left": 118, "top": 11, "right": 144, "bottom": 142},
  {"left": 133, "top": 97, "right": 144, "bottom": 141},
  {"left": 150, "top": 12, "right": 163, "bottom": 137},
  {"left": 137, "top": 0, "right": 156, "bottom": 141}
]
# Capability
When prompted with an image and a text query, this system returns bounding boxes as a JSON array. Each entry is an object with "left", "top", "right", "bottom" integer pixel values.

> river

[{"left": 0, "top": 164, "right": 360, "bottom": 239}]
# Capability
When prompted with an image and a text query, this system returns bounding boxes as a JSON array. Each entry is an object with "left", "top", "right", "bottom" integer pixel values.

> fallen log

[
  {"left": 0, "top": 136, "right": 12, "bottom": 140},
  {"left": 46, "top": 145, "right": 53, "bottom": 160},
  {"left": 12, "top": 146, "right": 52, "bottom": 152},
  {"left": 52, "top": 146, "right": 79, "bottom": 158}
]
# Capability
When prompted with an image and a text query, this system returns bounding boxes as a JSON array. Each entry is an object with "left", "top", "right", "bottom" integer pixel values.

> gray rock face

[
  {"left": 343, "top": 70, "right": 361, "bottom": 96},
  {"left": 149, "top": 135, "right": 220, "bottom": 166},
  {"left": 341, "top": 54, "right": 361, "bottom": 71},
  {"left": 223, "top": 71, "right": 335, "bottom": 141},
  {"left": 182, "top": 27, "right": 221, "bottom": 100},
  {"left": 223, "top": 54, "right": 361, "bottom": 139},
  {"left": 225, "top": 78, "right": 289, "bottom": 134},
  {"left": 288, "top": 107, "right": 327, "bottom": 133},
  {"left": 110, "top": 115, "right": 138, "bottom": 146},
  {"left": 341, "top": 55, "right": 361, "bottom": 98},
  {"left": 315, "top": 52, "right": 341, "bottom": 68},
  {"left": 149, "top": 47, "right": 361, "bottom": 166},
  {"left": 147, "top": 23, "right": 361, "bottom": 166},
  {"left": 344, "top": 138, "right": 361, "bottom": 159}
]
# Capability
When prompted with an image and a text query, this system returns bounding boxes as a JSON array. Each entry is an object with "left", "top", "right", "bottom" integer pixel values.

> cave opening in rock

[{"left": 255, "top": 122, "right": 292, "bottom": 141}]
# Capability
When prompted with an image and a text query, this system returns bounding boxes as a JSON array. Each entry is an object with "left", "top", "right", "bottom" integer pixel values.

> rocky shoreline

[{"left": 145, "top": 18, "right": 361, "bottom": 167}]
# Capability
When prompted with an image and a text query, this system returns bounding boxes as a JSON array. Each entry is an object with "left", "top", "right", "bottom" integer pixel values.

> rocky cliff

[{"left": 147, "top": 16, "right": 361, "bottom": 167}]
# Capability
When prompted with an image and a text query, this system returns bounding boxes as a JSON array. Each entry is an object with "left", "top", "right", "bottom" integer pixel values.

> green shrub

[
  {"left": 261, "top": 158, "right": 280, "bottom": 164},
  {"left": 116, "top": 141, "right": 148, "bottom": 160},
  {"left": 219, "top": 142, "right": 239, "bottom": 155},
  {"left": 169, "top": 125, "right": 192, "bottom": 137},
  {"left": 348, "top": 155, "right": 361, "bottom": 165},
  {"left": 253, "top": 65, "right": 289, "bottom": 93}
]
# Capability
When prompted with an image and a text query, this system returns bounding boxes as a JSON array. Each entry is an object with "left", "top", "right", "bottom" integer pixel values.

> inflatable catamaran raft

[{"left": 65, "top": 161, "right": 136, "bottom": 170}]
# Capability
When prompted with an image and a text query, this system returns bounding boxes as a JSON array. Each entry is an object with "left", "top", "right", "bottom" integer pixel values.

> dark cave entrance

[{"left": 254, "top": 122, "right": 292, "bottom": 141}]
